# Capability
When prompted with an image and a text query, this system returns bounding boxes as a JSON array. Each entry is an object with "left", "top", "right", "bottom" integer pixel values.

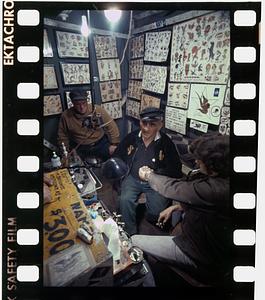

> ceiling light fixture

[
  {"left": 104, "top": 9, "right": 122, "bottom": 23},
  {"left": 81, "top": 15, "right": 90, "bottom": 37}
]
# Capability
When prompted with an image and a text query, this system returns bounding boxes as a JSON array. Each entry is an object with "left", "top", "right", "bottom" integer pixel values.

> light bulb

[
  {"left": 104, "top": 9, "right": 122, "bottom": 23},
  {"left": 81, "top": 15, "right": 90, "bottom": 37}
]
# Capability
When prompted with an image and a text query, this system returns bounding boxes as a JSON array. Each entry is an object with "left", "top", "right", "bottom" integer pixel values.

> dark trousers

[
  {"left": 120, "top": 175, "right": 171, "bottom": 235},
  {"left": 76, "top": 135, "right": 110, "bottom": 162}
]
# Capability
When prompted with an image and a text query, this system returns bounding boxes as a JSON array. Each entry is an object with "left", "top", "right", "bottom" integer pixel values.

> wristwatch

[{"left": 144, "top": 168, "right": 153, "bottom": 181}]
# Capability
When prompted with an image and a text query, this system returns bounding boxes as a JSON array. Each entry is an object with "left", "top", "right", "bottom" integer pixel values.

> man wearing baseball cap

[
  {"left": 113, "top": 107, "right": 182, "bottom": 235},
  {"left": 58, "top": 89, "right": 120, "bottom": 161}
]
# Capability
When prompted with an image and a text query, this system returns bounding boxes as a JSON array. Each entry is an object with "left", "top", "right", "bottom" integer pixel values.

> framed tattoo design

[
  {"left": 44, "top": 64, "right": 58, "bottom": 89},
  {"left": 56, "top": 30, "right": 89, "bottom": 58},
  {"left": 100, "top": 80, "right": 122, "bottom": 102},
  {"left": 94, "top": 35, "right": 118, "bottom": 59},
  {"left": 102, "top": 101, "right": 122, "bottom": 119},
  {"left": 44, "top": 94, "right": 63, "bottom": 116},
  {"left": 142, "top": 65, "right": 167, "bottom": 94},
  {"left": 61, "top": 63, "right": 90, "bottom": 85}
]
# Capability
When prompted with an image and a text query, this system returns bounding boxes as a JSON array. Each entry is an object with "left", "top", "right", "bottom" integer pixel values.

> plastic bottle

[{"left": 51, "top": 152, "right": 61, "bottom": 169}]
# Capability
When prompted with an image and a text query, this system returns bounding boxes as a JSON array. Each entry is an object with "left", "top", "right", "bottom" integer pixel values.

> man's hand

[
  {"left": 139, "top": 166, "right": 153, "bottom": 181},
  {"left": 44, "top": 174, "right": 53, "bottom": 186},
  {"left": 158, "top": 204, "right": 182, "bottom": 224},
  {"left": 44, "top": 183, "right": 52, "bottom": 204},
  {"left": 44, "top": 174, "right": 53, "bottom": 204},
  {"left": 109, "top": 145, "right": 117, "bottom": 155}
]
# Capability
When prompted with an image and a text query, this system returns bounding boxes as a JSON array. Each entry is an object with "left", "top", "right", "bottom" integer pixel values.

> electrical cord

[{"left": 119, "top": 10, "right": 133, "bottom": 65}]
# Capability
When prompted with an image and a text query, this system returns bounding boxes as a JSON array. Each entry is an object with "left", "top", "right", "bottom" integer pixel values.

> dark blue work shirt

[{"left": 130, "top": 138, "right": 157, "bottom": 180}]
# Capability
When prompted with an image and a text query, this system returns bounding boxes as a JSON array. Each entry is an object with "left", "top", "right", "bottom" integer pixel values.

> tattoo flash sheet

[
  {"left": 100, "top": 80, "right": 122, "bottom": 102},
  {"left": 141, "top": 94, "right": 161, "bottom": 111},
  {"left": 56, "top": 31, "right": 89, "bottom": 58},
  {"left": 45, "top": 244, "right": 91, "bottom": 287},
  {"left": 189, "top": 119, "right": 208, "bottom": 133},
  {"left": 187, "top": 83, "right": 226, "bottom": 125},
  {"left": 66, "top": 90, "right": 92, "bottom": 108},
  {"left": 167, "top": 83, "right": 190, "bottom": 109},
  {"left": 219, "top": 122, "right": 230, "bottom": 135},
  {"left": 126, "top": 99, "right": 141, "bottom": 119},
  {"left": 144, "top": 31, "right": 171, "bottom": 62},
  {"left": 219, "top": 105, "right": 230, "bottom": 135},
  {"left": 165, "top": 106, "right": 187, "bottom": 135},
  {"left": 44, "top": 95, "right": 63, "bottom": 116},
  {"left": 44, "top": 65, "right": 58, "bottom": 89},
  {"left": 127, "top": 80, "right": 142, "bottom": 100},
  {"left": 44, "top": 29, "right": 53, "bottom": 57},
  {"left": 102, "top": 101, "right": 122, "bottom": 119},
  {"left": 142, "top": 65, "right": 167, "bottom": 94},
  {"left": 97, "top": 59, "right": 121, "bottom": 82},
  {"left": 61, "top": 63, "right": 90, "bottom": 85},
  {"left": 94, "top": 35, "right": 118, "bottom": 59},
  {"left": 224, "top": 86, "right": 230, "bottom": 106},
  {"left": 170, "top": 11, "right": 230, "bottom": 83},
  {"left": 129, "top": 59, "right": 144, "bottom": 79},
  {"left": 130, "top": 34, "right": 145, "bottom": 59}
]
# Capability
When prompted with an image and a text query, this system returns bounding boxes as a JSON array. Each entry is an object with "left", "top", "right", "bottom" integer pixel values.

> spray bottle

[{"left": 51, "top": 151, "right": 61, "bottom": 169}]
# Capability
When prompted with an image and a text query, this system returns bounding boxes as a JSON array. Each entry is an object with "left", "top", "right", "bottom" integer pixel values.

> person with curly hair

[{"left": 133, "top": 134, "right": 230, "bottom": 286}]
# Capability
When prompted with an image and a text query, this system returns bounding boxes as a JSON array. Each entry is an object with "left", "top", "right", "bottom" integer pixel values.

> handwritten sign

[{"left": 165, "top": 106, "right": 187, "bottom": 135}]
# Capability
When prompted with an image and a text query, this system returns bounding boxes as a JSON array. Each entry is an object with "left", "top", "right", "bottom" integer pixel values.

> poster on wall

[
  {"left": 94, "top": 35, "right": 118, "bottom": 59},
  {"left": 44, "top": 95, "right": 63, "bottom": 116},
  {"left": 56, "top": 31, "right": 89, "bottom": 58},
  {"left": 167, "top": 83, "right": 190, "bottom": 109},
  {"left": 61, "top": 63, "right": 90, "bottom": 85},
  {"left": 129, "top": 59, "right": 144, "bottom": 79},
  {"left": 220, "top": 116, "right": 230, "bottom": 126},
  {"left": 142, "top": 65, "right": 167, "bottom": 94},
  {"left": 100, "top": 80, "right": 122, "bottom": 102},
  {"left": 66, "top": 90, "right": 92, "bottom": 108},
  {"left": 224, "top": 87, "right": 230, "bottom": 106},
  {"left": 165, "top": 106, "right": 187, "bottom": 135},
  {"left": 144, "top": 31, "right": 171, "bottom": 62},
  {"left": 126, "top": 99, "right": 141, "bottom": 119},
  {"left": 44, "top": 29, "right": 53, "bottom": 57},
  {"left": 170, "top": 11, "right": 230, "bottom": 83},
  {"left": 187, "top": 84, "right": 226, "bottom": 125},
  {"left": 44, "top": 65, "right": 58, "bottom": 89},
  {"left": 141, "top": 94, "right": 161, "bottom": 111},
  {"left": 219, "top": 123, "right": 230, "bottom": 136},
  {"left": 190, "top": 119, "right": 208, "bottom": 133},
  {"left": 102, "top": 101, "right": 122, "bottom": 119},
  {"left": 128, "top": 80, "right": 142, "bottom": 100},
  {"left": 97, "top": 59, "right": 121, "bottom": 81},
  {"left": 130, "top": 34, "right": 145, "bottom": 59},
  {"left": 221, "top": 106, "right": 230, "bottom": 118}
]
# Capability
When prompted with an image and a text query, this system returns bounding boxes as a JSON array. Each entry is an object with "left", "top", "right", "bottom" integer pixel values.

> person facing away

[
  {"left": 133, "top": 133, "right": 230, "bottom": 286},
  {"left": 113, "top": 107, "right": 182, "bottom": 235},
  {"left": 58, "top": 89, "right": 120, "bottom": 161}
]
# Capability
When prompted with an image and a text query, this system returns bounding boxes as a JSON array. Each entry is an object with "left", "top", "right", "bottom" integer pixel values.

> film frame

[{"left": 1, "top": 1, "right": 262, "bottom": 300}]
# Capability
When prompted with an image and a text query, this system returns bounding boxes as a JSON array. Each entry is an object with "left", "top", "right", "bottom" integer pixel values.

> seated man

[
  {"left": 133, "top": 134, "right": 230, "bottom": 286},
  {"left": 58, "top": 89, "right": 120, "bottom": 161},
  {"left": 113, "top": 107, "right": 182, "bottom": 235}
]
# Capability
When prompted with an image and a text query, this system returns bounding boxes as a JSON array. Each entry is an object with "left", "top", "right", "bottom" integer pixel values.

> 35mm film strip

[{"left": 1, "top": 1, "right": 262, "bottom": 300}]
